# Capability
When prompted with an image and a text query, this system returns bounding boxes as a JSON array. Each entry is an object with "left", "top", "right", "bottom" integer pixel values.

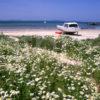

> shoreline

[{"left": 0, "top": 29, "right": 100, "bottom": 40}]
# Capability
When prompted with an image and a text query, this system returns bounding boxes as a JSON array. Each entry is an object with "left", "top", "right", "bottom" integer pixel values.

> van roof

[{"left": 64, "top": 22, "right": 78, "bottom": 25}]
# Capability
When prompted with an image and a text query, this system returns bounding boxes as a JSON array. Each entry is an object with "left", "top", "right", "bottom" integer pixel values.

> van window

[
  {"left": 69, "top": 24, "right": 78, "bottom": 27},
  {"left": 64, "top": 24, "right": 68, "bottom": 27}
]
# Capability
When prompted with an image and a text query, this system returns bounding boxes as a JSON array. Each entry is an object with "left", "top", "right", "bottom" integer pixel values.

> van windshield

[
  {"left": 69, "top": 24, "right": 78, "bottom": 27},
  {"left": 64, "top": 24, "right": 68, "bottom": 27}
]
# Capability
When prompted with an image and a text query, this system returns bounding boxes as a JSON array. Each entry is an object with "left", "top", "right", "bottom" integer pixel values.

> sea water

[{"left": 0, "top": 21, "right": 100, "bottom": 30}]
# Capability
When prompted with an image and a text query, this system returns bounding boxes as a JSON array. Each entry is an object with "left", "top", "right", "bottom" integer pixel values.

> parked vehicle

[{"left": 57, "top": 22, "right": 80, "bottom": 34}]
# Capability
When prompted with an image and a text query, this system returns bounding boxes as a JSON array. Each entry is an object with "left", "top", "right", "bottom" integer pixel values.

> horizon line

[{"left": 0, "top": 20, "right": 100, "bottom": 23}]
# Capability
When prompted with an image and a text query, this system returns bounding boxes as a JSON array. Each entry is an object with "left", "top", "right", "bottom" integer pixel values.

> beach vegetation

[{"left": 0, "top": 35, "right": 100, "bottom": 99}]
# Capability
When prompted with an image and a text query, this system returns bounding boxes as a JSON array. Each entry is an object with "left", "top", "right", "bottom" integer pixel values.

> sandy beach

[{"left": 0, "top": 29, "right": 100, "bottom": 40}]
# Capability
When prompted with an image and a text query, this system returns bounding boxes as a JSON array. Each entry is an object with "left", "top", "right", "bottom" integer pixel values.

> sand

[
  {"left": 0, "top": 29, "right": 100, "bottom": 40},
  {"left": 71, "top": 29, "right": 100, "bottom": 40}
]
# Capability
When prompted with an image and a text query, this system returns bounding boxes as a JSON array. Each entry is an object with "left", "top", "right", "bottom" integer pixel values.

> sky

[{"left": 0, "top": 0, "right": 100, "bottom": 21}]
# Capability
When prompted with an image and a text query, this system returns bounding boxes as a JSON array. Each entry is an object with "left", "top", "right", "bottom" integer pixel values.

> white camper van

[{"left": 57, "top": 22, "right": 80, "bottom": 34}]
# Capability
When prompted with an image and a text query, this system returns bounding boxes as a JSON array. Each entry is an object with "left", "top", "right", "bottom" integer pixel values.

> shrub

[{"left": 0, "top": 35, "right": 100, "bottom": 99}]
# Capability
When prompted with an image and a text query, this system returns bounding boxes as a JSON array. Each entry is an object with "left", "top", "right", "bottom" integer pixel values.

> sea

[{"left": 0, "top": 21, "right": 100, "bottom": 30}]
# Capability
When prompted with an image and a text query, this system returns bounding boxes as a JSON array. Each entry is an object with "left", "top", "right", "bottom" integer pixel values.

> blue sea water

[{"left": 0, "top": 21, "right": 100, "bottom": 30}]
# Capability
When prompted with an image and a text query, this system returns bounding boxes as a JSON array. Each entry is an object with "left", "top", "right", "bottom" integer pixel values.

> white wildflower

[
  {"left": 71, "top": 86, "right": 75, "bottom": 90},
  {"left": 80, "top": 91, "right": 84, "bottom": 95},
  {"left": 46, "top": 92, "right": 50, "bottom": 99},
  {"left": 58, "top": 88, "right": 62, "bottom": 92},
  {"left": 30, "top": 93, "right": 34, "bottom": 97},
  {"left": 35, "top": 77, "right": 41, "bottom": 82}
]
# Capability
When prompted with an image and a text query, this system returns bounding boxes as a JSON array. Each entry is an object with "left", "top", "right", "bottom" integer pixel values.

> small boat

[
  {"left": 44, "top": 20, "right": 47, "bottom": 24},
  {"left": 90, "top": 22, "right": 97, "bottom": 25},
  {"left": 57, "top": 22, "right": 80, "bottom": 34}
]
